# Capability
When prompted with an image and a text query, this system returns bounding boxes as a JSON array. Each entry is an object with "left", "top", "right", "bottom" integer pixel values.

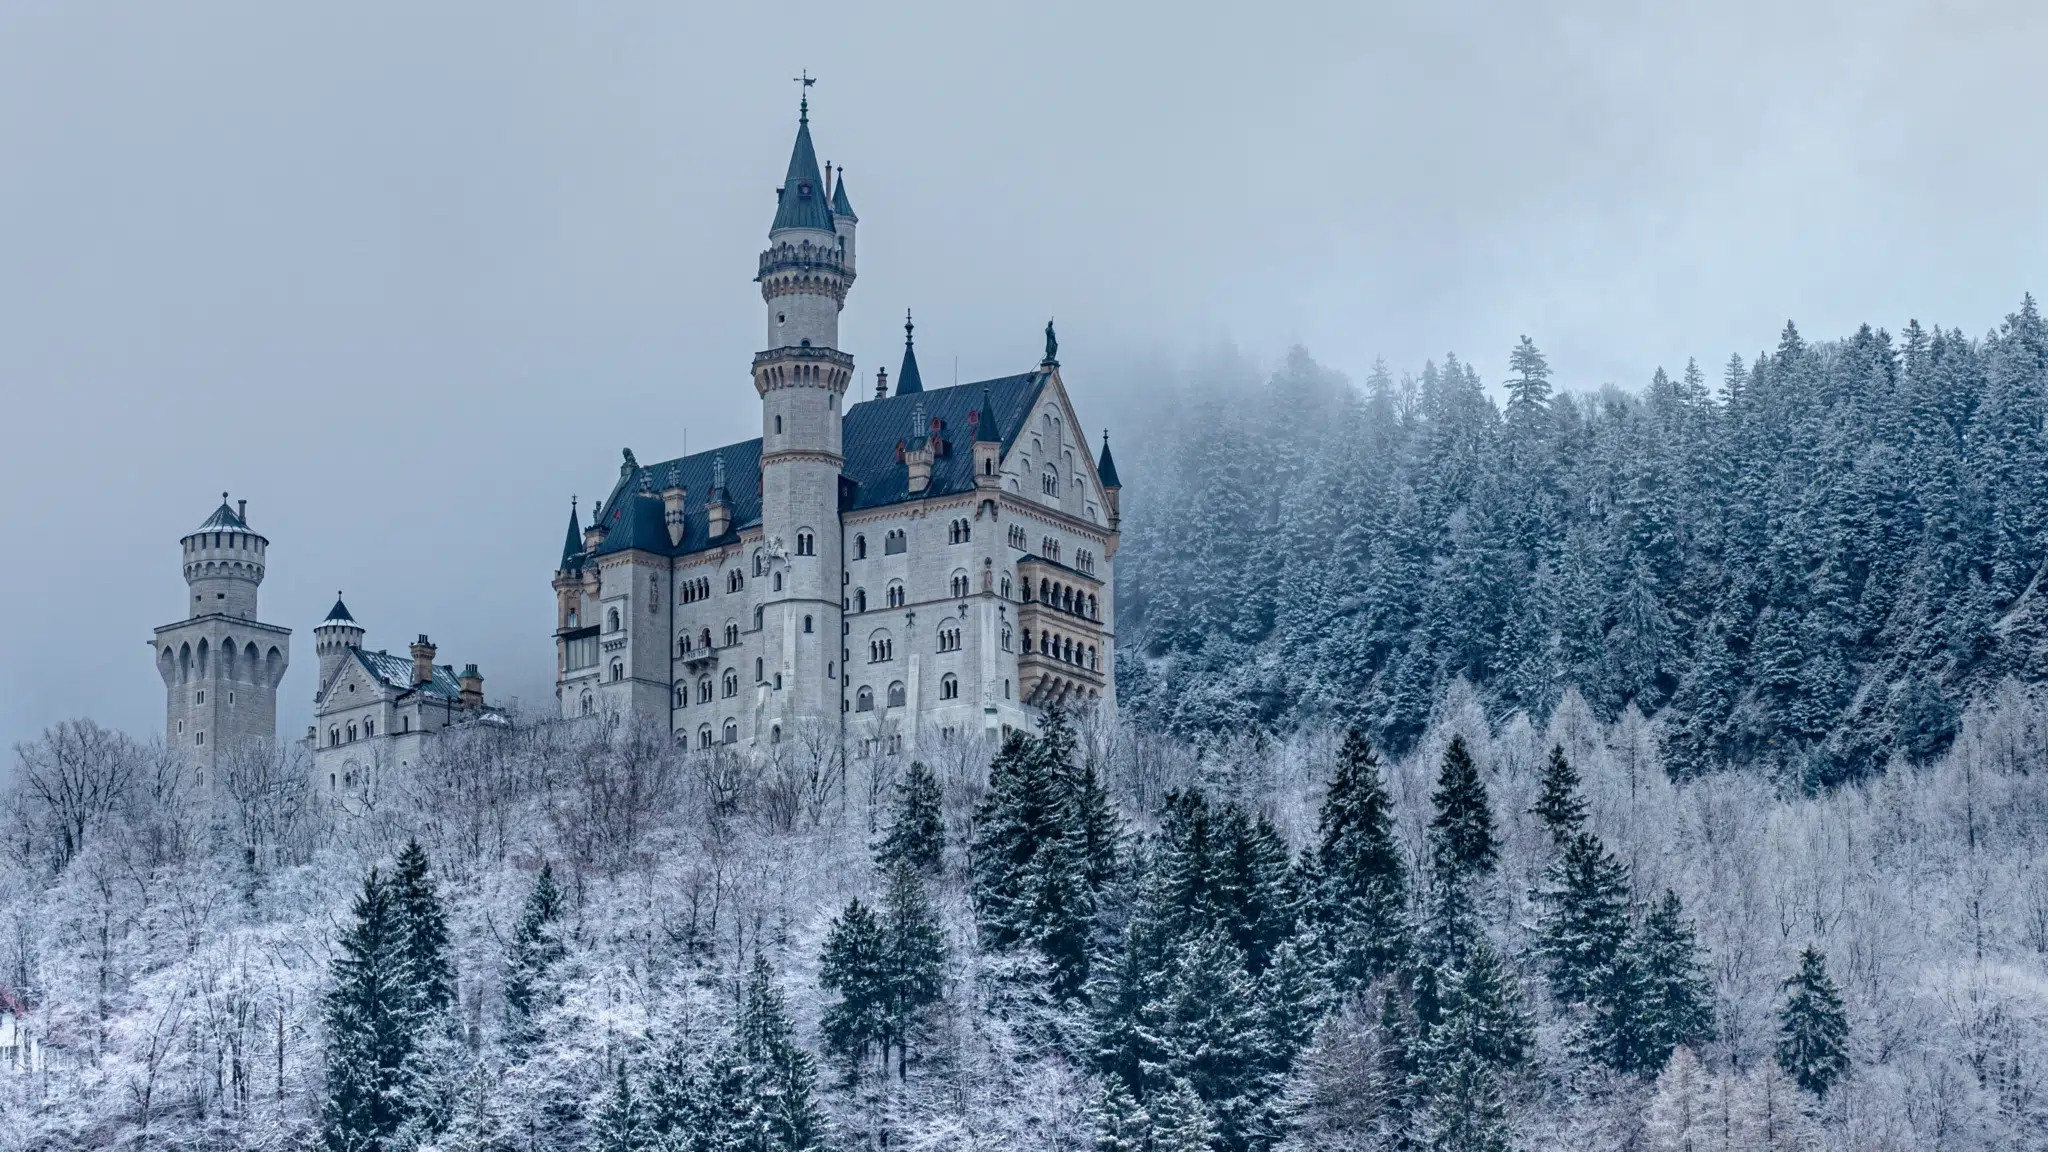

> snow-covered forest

[
  {"left": 4, "top": 680, "right": 2046, "bottom": 1149},
  {"left": 6, "top": 303, "right": 2048, "bottom": 1150},
  {"left": 1117, "top": 298, "right": 2048, "bottom": 788}
]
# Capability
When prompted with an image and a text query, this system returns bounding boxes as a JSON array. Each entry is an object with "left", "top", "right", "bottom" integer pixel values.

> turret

[
  {"left": 829, "top": 164, "right": 857, "bottom": 268},
  {"left": 973, "top": 390, "right": 1003, "bottom": 490},
  {"left": 313, "top": 593, "right": 365, "bottom": 698},
  {"left": 903, "top": 400, "right": 936, "bottom": 495},
  {"left": 1097, "top": 430, "right": 1122, "bottom": 531},
  {"left": 706, "top": 455, "right": 732, "bottom": 540},
  {"left": 458, "top": 664, "right": 485, "bottom": 709},
  {"left": 896, "top": 310, "right": 923, "bottom": 395},
  {"left": 180, "top": 493, "right": 268, "bottom": 621}
]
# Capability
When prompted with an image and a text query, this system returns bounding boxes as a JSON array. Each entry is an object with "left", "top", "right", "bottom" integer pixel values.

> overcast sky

[{"left": 1, "top": 1, "right": 2042, "bottom": 756}]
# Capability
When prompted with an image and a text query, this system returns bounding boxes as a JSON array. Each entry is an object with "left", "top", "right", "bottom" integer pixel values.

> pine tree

[
  {"left": 1775, "top": 946, "right": 1850, "bottom": 1098},
  {"left": 1637, "top": 890, "right": 1715, "bottom": 1066},
  {"left": 1528, "top": 744, "right": 1586, "bottom": 841},
  {"left": 588, "top": 1059, "right": 652, "bottom": 1152},
  {"left": 1090, "top": 1075, "right": 1150, "bottom": 1152},
  {"left": 1429, "top": 737, "right": 1499, "bottom": 887},
  {"left": 1434, "top": 940, "right": 1531, "bottom": 1074},
  {"left": 738, "top": 954, "right": 826, "bottom": 1151},
  {"left": 1416, "top": 1048, "right": 1513, "bottom": 1152},
  {"left": 504, "top": 862, "right": 567, "bottom": 1047},
  {"left": 388, "top": 839, "right": 458, "bottom": 1140},
  {"left": 1533, "top": 830, "right": 1632, "bottom": 1007},
  {"left": 1578, "top": 939, "right": 1655, "bottom": 1074},
  {"left": 817, "top": 898, "right": 887, "bottom": 1076},
  {"left": 321, "top": 867, "right": 416, "bottom": 1152},
  {"left": 1315, "top": 731, "right": 1411, "bottom": 989},
  {"left": 874, "top": 760, "right": 945, "bottom": 875},
  {"left": 877, "top": 862, "right": 947, "bottom": 1078},
  {"left": 443, "top": 1061, "right": 509, "bottom": 1152},
  {"left": 1147, "top": 1078, "right": 1220, "bottom": 1152}
]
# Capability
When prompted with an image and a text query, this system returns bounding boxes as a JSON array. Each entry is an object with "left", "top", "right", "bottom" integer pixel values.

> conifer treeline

[{"left": 1116, "top": 298, "right": 2048, "bottom": 785}]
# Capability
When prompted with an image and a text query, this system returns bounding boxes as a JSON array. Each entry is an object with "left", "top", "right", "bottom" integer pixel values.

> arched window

[
  {"left": 868, "top": 632, "right": 894, "bottom": 663},
  {"left": 755, "top": 657, "right": 764, "bottom": 682},
  {"left": 774, "top": 414, "right": 783, "bottom": 433},
  {"left": 675, "top": 683, "right": 687, "bottom": 707},
  {"left": 723, "top": 669, "right": 739, "bottom": 697},
  {"left": 773, "top": 572, "right": 783, "bottom": 592},
  {"left": 580, "top": 692, "right": 593, "bottom": 715},
  {"left": 887, "top": 583, "right": 905, "bottom": 609},
  {"left": 364, "top": 719, "right": 374, "bottom": 737},
  {"left": 610, "top": 660, "right": 624, "bottom": 682},
  {"left": 887, "top": 681, "right": 906, "bottom": 708},
  {"left": 884, "top": 529, "right": 907, "bottom": 555},
  {"left": 607, "top": 607, "right": 621, "bottom": 632},
  {"left": 797, "top": 531, "right": 815, "bottom": 556},
  {"left": 567, "top": 608, "right": 579, "bottom": 628},
  {"left": 679, "top": 632, "right": 693, "bottom": 656},
  {"left": 771, "top": 724, "right": 782, "bottom": 744},
  {"left": 698, "top": 677, "right": 712, "bottom": 704},
  {"left": 855, "top": 588, "right": 867, "bottom": 612},
  {"left": 728, "top": 569, "right": 744, "bottom": 593},
  {"left": 1008, "top": 524, "right": 1026, "bottom": 550},
  {"left": 1041, "top": 470, "right": 1059, "bottom": 496},
  {"left": 347, "top": 723, "right": 358, "bottom": 742},
  {"left": 857, "top": 686, "right": 874, "bottom": 712},
  {"left": 855, "top": 534, "right": 867, "bottom": 559},
  {"left": 938, "top": 625, "right": 961, "bottom": 652},
  {"left": 724, "top": 623, "right": 740, "bottom": 647},
  {"left": 753, "top": 551, "right": 766, "bottom": 577},
  {"left": 1088, "top": 594, "right": 1098, "bottom": 619},
  {"left": 941, "top": 673, "right": 959, "bottom": 700},
  {"left": 754, "top": 606, "right": 764, "bottom": 629},
  {"left": 1001, "top": 624, "right": 1013, "bottom": 651},
  {"left": 698, "top": 724, "right": 712, "bottom": 749},
  {"left": 329, "top": 726, "right": 340, "bottom": 746},
  {"left": 701, "top": 627, "right": 713, "bottom": 649},
  {"left": 804, "top": 614, "right": 814, "bottom": 633},
  {"left": 722, "top": 719, "right": 737, "bottom": 744},
  {"left": 950, "top": 572, "right": 969, "bottom": 598}
]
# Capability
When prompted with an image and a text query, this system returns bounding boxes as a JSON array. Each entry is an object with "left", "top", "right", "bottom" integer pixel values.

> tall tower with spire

[
  {"left": 752, "top": 95, "right": 857, "bottom": 733},
  {"left": 152, "top": 494, "right": 291, "bottom": 779}
]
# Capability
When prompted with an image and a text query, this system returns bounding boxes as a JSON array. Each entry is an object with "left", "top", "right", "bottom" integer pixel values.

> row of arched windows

[
  {"left": 692, "top": 720, "right": 739, "bottom": 748},
  {"left": 679, "top": 576, "right": 711, "bottom": 603},
  {"left": 1026, "top": 630, "right": 1098, "bottom": 671},
  {"left": 947, "top": 518, "right": 972, "bottom": 544},
  {"left": 1033, "top": 578, "right": 1100, "bottom": 621}
]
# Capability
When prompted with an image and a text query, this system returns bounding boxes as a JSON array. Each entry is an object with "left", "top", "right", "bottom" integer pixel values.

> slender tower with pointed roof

[
  {"left": 896, "top": 310, "right": 924, "bottom": 395},
  {"left": 752, "top": 94, "right": 855, "bottom": 735},
  {"left": 152, "top": 494, "right": 291, "bottom": 780}
]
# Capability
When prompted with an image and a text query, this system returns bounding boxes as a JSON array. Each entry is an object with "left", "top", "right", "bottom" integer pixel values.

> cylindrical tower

[
  {"left": 754, "top": 97, "right": 853, "bottom": 735},
  {"left": 313, "top": 593, "right": 365, "bottom": 699},
  {"left": 181, "top": 493, "right": 267, "bottom": 620}
]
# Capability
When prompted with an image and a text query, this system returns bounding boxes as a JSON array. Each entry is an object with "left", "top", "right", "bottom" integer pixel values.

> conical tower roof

[
  {"left": 975, "top": 389, "right": 1003, "bottom": 443},
  {"left": 559, "top": 500, "right": 582, "bottom": 568},
  {"left": 896, "top": 310, "right": 923, "bottom": 395},
  {"left": 193, "top": 494, "right": 248, "bottom": 532},
  {"left": 771, "top": 98, "right": 835, "bottom": 234},
  {"left": 321, "top": 594, "right": 358, "bottom": 628},
  {"left": 1096, "top": 431, "right": 1121, "bottom": 488},
  {"left": 830, "top": 169, "right": 857, "bottom": 221}
]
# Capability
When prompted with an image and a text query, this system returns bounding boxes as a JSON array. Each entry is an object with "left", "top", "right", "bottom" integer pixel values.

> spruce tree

[
  {"left": 1315, "top": 731, "right": 1411, "bottom": 989},
  {"left": 1147, "top": 1078, "right": 1220, "bottom": 1152},
  {"left": 1534, "top": 830, "right": 1633, "bottom": 1007},
  {"left": 1579, "top": 940, "right": 1655, "bottom": 1074},
  {"left": 1429, "top": 737, "right": 1499, "bottom": 885},
  {"left": 1417, "top": 1049, "right": 1513, "bottom": 1152},
  {"left": 390, "top": 839, "right": 455, "bottom": 1015},
  {"left": 1775, "top": 946, "right": 1850, "bottom": 1098},
  {"left": 1529, "top": 744, "right": 1586, "bottom": 841},
  {"left": 504, "top": 862, "right": 567, "bottom": 1047},
  {"left": 588, "top": 1059, "right": 652, "bottom": 1152},
  {"left": 1637, "top": 890, "right": 1715, "bottom": 1066},
  {"left": 877, "top": 861, "right": 948, "bottom": 1078},
  {"left": 738, "top": 954, "right": 826, "bottom": 1151},
  {"left": 321, "top": 867, "right": 416, "bottom": 1152},
  {"left": 1090, "top": 1075, "right": 1150, "bottom": 1152},
  {"left": 1435, "top": 940, "right": 1531, "bottom": 1074},
  {"left": 818, "top": 898, "right": 887, "bottom": 1075},
  {"left": 874, "top": 760, "right": 945, "bottom": 875}
]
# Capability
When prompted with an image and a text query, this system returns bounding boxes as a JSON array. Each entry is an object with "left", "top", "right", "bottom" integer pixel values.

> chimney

[
  {"left": 237, "top": 499, "right": 247, "bottom": 524},
  {"left": 662, "top": 467, "right": 688, "bottom": 548},
  {"left": 410, "top": 635, "right": 436, "bottom": 687},
  {"left": 458, "top": 664, "right": 484, "bottom": 709}
]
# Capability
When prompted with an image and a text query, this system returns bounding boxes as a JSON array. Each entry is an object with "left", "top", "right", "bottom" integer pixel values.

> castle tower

[
  {"left": 313, "top": 593, "right": 365, "bottom": 699},
  {"left": 753, "top": 96, "right": 855, "bottom": 736},
  {"left": 152, "top": 494, "right": 291, "bottom": 777}
]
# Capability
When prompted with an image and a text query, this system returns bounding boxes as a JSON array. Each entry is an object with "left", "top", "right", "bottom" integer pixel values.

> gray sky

[{"left": 2, "top": 1, "right": 2042, "bottom": 755}]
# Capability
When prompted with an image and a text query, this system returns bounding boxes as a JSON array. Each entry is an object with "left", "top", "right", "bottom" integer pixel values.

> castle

[
  {"left": 154, "top": 97, "right": 1118, "bottom": 770},
  {"left": 551, "top": 97, "right": 1122, "bottom": 751}
]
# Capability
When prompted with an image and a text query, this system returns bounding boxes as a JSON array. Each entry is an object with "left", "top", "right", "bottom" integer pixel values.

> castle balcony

[{"left": 679, "top": 644, "right": 723, "bottom": 672}]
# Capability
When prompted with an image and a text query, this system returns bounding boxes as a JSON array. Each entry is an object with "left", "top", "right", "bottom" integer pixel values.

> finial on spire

[
  {"left": 793, "top": 70, "right": 815, "bottom": 120},
  {"left": 222, "top": 490, "right": 229, "bottom": 503},
  {"left": 904, "top": 308, "right": 915, "bottom": 346}
]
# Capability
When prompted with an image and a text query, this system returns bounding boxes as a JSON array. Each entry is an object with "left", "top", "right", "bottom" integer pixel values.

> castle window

[
  {"left": 753, "top": 551, "right": 767, "bottom": 577},
  {"left": 948, "top": 519, "right": 971, "bottom": 544},
  {"left": 827, "top": 662, "right": 834, "bottom": 680},
  {"left": 698, "top": 725, "right": 712, "bottom": 749},
  {"left": 347, "top": 723, "right": 357, "bottom": 742},
  {"left": 724, "top": 623, "right": 740, "bottom": 647},
  {"left": 868, "top": 634, "right": 894, "bottom": 663},
  {"left": 728, "top": 570, "right": 744, "bottom": 593},
  {"left": 771, "top": 724, "right": 782, "bottom": 744},
  {"left": 565, "top": 633, "right": 599, "bottom": 671},
  {"left": 887, "top": 583, "right": 905, "bottom": 609},
  {"left": 1001, "top": 576, "right": 1013, "bottom": 599},
  {"left": 607, "top": 607, "right": 621, "bottom": 633},
  {"left": 1042, "top": 470, "right": 1059, "bottom": 496},
  {"left": 938, "top": 625, "right": 961, "bottom": 652},
  {"left": 797, "top": 531, "right": 815, "bottom": 556},
  {"left": 227, "top": 692, "right": 234, "bottom": 705},
  {"left": 1001, "top": 624, "right": 1012, "bottom": 651},
  {"left": 884, "top": 529, "right": 907, "bottom": 555},
  {"left": 773, "top": 572, "right": 783, "bottom": 591},
  {"left": 1004, "top": 679, "right": 1010, "bottom": 699},
  {"left": 756, "top": 657, "right": 764, "bottom": 682},
  {"left": 950, "top": 573, "right": 969, "bottom": 598},
  {"left": 723, "top": 719, "right": 737, "bottom": 744},
  {"left": 610, "top": 661, "right": 623, "bottom": 682},
  {"left": 804, "top": 615, "right": 814, "bottom": 633},
  {"left": 723, "top": 670, "right": 739, "bottom": 697},
  {"left": 1009, "top": 525, "right": 1026, "bottom": 550},
  {"left": 364, "top": 719, "right": 374, "bottom": 737},
  {"left": 857, "top": 686, "right": 874, "bottom": 712},
  {"left": 698, "top": 677, "right": 712, "bottom": 704},
  {"left": 680, "top": 633, "right": 692, "bottom": 656},
  {"left": 855, "top": 588, "right": 867, "bottom": 612},
  {"left": 941, "top": 674, "right": 959, "bottom": 700},
  {"left": 675, "top": 683, "right": 687, "bottom": 708},
  {"left": 1088, "top": 594, "right": 1098, "bottom": 619},
  {"left": 401, "top": 716, "right": 410, "bottom": 733},
  {"left": 754, "top": 607, "right": 764, "bottom": 629},
  {"left": 702, "top": 627, "right": 713, "bottom": 649},
  {"left": 888, "top": 681, "right": 906, "bottom": 708},
  {"left": 196, "top": 731, "right": 204, "bottom": 745},
  {"left": 329, "top": 726, "right": 339, "bottom": 746},
  {"left": 196, "top": 690, "right": 204, "bottom": 704},
  {"left": 855, "top": 535, "right": 867, "bottom": 559},
  {"left": 580, "top": 692, "right": 593, "bottom": 715},
  {"left": 567, "top": 609, "right": 579, "bottom": 627},
  {"left": 177, "top": 720, "right": 184, "bottom": 734},
  {"left": 775, "top": 415, "right": 783, "bottom": 433}
]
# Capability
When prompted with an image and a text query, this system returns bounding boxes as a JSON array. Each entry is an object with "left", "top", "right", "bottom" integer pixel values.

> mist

[{"left": 1, "top": 0, "right": 2042, "bottom": 756}]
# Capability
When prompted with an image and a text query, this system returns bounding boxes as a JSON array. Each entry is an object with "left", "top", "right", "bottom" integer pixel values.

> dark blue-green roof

[
  {"left": 193, "top": 500, "right": 248, "bottom": 532},
  {"left": 354, "top": 648, "right": 462, "bottom": 701},
  {"left": 830, "top": 172, "right": 857, "bottom": 222},
  {"left": 559, "top": 504, "right": 582, "bottom": 570},
  {"left": 321, "top": 596, "right": 356, "bottom": 626},
  {"left": 771, "top": 104, "right": 835, "bottom": 234},
  {"left": 579, "top": 371, "right": 1049, "bottom": 561},
  {"left": 1096, "top": 433, "right": 1121, "bottom": 488}
]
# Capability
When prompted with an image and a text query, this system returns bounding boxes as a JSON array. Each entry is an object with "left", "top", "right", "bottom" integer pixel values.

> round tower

[
  {"left": 754, "top": 96, "right": 854, "bottom": 733},
  {"left": 314, "top": 593, "right": 365, "bottom": 699},
  {"left": 180, "top": 492, "right": 267, "bottom": 620}
]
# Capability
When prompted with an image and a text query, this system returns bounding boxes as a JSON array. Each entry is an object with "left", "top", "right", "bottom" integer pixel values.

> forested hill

[{"left": 1114, "top": 296, "right": 2048, "bottom": 786}]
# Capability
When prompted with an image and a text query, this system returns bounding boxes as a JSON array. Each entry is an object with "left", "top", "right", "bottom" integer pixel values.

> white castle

[{"left": 552, "top": 97, "right": 1122, "bottom": 751}]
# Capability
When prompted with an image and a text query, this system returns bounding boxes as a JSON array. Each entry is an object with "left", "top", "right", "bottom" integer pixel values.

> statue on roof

[
  {"left": 1043, "top": 318, "right": 1059, "bottom": 366},
  {"left": 620, "top": 447, "right": 639, "bottom": 477}
]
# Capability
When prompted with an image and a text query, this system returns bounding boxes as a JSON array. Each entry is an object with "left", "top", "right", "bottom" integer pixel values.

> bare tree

[{"left": 12, "top": 719, "right": 140, "bottom": 871}]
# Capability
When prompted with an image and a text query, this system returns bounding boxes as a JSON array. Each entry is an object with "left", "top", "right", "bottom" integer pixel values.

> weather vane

[{"left": 794, "top": 70, "right": 815, "bottom": 90}]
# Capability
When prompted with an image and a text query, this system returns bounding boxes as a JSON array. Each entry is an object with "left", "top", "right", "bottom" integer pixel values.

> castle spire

[
  {"left": 559, "top": 497, "right": 582, "bottom": 568},
  {"left": 771, "top": 97, "right": 834, "bottom": 234},
  {"left": 896, "top": 309, "right": 924, "bottom": 395},
  {"left": 1096, "top": 429, "right": 1121, "bottom": 488}
]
